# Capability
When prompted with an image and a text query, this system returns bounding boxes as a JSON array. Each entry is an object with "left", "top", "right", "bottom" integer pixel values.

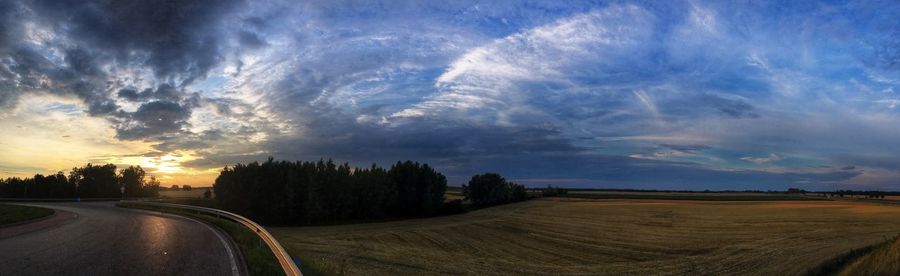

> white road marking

[{"left": 178, "top": 215, "right": 241, "bottom": 276}]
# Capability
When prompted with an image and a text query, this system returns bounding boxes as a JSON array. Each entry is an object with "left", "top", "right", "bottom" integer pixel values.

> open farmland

[
  {"left": 562, "top": 191, "right": 821, "bottom": 201},
  {"left": 158, "top": 187, "right": 212, "bottom": 198},
  {"left": 271, "top": 198, "right": 900, "bottom": 275}
]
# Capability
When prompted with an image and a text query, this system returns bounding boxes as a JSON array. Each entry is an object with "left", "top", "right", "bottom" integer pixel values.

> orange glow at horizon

[{"left": 0, "top": 95, "right": 218, "bottom": 186}]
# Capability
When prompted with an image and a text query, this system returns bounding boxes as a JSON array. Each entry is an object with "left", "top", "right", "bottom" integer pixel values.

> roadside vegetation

[
  {"left": 116, "top": 202, "right": 285, "bottom": 276},
  {"left": 0, "top": 203, "right": 54, "bottom": 225},
  {"left": 0, "top": 164, "right": 160, "bottom": 198}
]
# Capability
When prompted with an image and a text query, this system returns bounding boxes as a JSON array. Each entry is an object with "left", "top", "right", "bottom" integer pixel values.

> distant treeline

[
  {"left": 214, "top": 159, "right": 456, "bottom": 225},
  {"left": 823, "top": 190, "right": 890, "bottom": 199},
  {"left": 0, "top": 164, "right": 160, "bottom": 198},
  {"left": 564, "top": 188, "right": 900, "bottom": 196},
  {"left": 213, "top": 158, "right": 552, "bottom": 225},
  {"left": 562, "top": 188, "right": 795, "bottom": 193}
]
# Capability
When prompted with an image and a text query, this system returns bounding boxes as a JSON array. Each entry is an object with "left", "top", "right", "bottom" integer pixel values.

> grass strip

[
  {"left": 117, "top": 203, "right": 284, "bottom": 276},
  {"left": 0, "top": 203, "right": 54, "bottom": 225}
]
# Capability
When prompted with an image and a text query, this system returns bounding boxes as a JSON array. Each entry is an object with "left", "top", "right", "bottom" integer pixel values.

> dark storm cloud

[
  {"left": 0, "top": 0, "right": 257, "bottom": 146},
  {"left": 28, "top": 0, "right": 246, "bottom": 84},
  {"left": 152, "top": 130, "right": 224, "bottom": 152},
  {"left": 0, "top": 45, "right": 117, "bottom": 114},
  {"left": 455, "top": 153, "right": 861, "bottom": 190},
  {"left": 63, "top": 49, "right": 103, "bottom": 77},
  {"left": 834, "top": 155, "right": 900, "bottom": 172},
  {"left": 117, "top": 84, "right": 181, "bottom": 102},
  {"left": 5, "top": 0, "right": 900, "bottom": 189},
  {"left": 0, "top": 0, "right": 244, "bottom": 116},
  {"left": 238, "top": 31, "right": 268, "bottom": 49},
  {"left": 115, "top": 101, "right": 191, "bottom": 140}
]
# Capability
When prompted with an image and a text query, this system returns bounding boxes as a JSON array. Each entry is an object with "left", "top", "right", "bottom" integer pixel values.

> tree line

[
  {"left": 824, "top": 190, "right": 888, "bottom": 199},
  {"left": 462, "top": 173, "right": 529, "bottom": 207},
  {"left": 213, "top": 158, "right": 456, "bottom": 225},
  {"left": 0, "top": 164, "right": 160, "bottom": 198}
]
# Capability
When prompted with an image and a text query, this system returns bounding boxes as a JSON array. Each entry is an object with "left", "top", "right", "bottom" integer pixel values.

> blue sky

[{"left": 2, "top": 0, "right": 900, "bottom": 189}]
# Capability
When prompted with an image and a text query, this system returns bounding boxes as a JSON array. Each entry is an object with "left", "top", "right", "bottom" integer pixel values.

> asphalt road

[{"left": 0, "top": 202, "right": 240, "bottom": 276}]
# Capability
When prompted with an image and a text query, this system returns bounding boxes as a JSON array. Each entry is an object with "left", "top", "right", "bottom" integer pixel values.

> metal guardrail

[{"left": 123, "top": 201, "right": 302, "bottom": 276}]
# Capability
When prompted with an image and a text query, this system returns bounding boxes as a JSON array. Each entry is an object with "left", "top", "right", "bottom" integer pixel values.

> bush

[
  {"left": 462, "top": 173, "right": 529, "bottom": 208},
  {"left": 439, "top": 199, "right": 466, "bottom": 215},
  {"left": 541, "top": 186, "right": 569, "bottom": 197}
]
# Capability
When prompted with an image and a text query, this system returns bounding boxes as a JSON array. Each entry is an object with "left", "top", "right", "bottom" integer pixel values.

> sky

[{"left": 1, "top": 0, "right": 900, "bottom": 190}]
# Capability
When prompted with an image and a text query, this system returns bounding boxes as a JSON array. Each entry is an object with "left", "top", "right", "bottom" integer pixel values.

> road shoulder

[
  {"left": 119, "top": 206, "right": 248, "bottom": 276},
  {"left": 0, "top": 208, "right": 77, "bottom": 239}
]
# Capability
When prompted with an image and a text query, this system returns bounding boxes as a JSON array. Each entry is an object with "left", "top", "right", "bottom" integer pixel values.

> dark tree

[
  {"left": 0, "top": 164, "right": 158, "bottom": 199},
  {"left": 387, "top": 161, "right": 448, "bottom": 216},
  {"left": 119, "top": 166, "right": 146, "bottom": 198},
  {"left": 70, "top": 164, "right": 119, "bottom": 198},
  {"left": 510, "top": 182, "right": 528, "bottom": 202},
  {"left": 143, "top": 176, "right": 161, "bottom": 197},
  {"left": 213, "top": 158, "right": 455, "bottom": 225},
  {"left": 463, "top": 173, "right": 529, "bottom": 208}
]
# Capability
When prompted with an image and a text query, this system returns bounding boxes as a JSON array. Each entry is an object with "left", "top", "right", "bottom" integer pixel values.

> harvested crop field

[
  {"left": 270, "top": 198, "right": 900, "bottom": 275},
  {"left": 561, "top": 191, "right": 819, "bottom": 201},
  {"left": 158, "top": 188, "right": 212, "bottom": 198}
]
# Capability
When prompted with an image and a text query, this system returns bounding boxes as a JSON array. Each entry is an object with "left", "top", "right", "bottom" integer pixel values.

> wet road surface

[{"left": 0, "top": 202, "right": 239, "bottom": 276}]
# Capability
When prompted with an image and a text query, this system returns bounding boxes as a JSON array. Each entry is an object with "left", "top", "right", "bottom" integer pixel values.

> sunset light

[{"left": 4, "top": 1, "right": 900, "bottom": 275}]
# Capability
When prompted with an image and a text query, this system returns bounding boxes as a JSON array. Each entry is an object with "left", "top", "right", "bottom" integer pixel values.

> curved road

[{"left": 0, "top": 202, "right": 240, "bottom": 276}]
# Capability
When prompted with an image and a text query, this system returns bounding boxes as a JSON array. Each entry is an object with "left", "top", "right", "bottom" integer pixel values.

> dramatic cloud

[{"left": 3, "top": 0, "right": 900, "bottom": 189}]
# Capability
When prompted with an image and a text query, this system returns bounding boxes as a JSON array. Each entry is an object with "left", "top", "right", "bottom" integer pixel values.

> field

[
  {"left": 270, "top": 198, "right": 900, "bottom": 275},
  {"left": 0, "top": 203, "right": 54, "bottom": 225},
  {"left": 562, "top": 191, "right": 821, "bottom": 201},
  {"left": 837, "top": 234, "right": 900, "bottom": 275},
  {"left": 158, "top": 187, "right": 212, "bottom": 198}
]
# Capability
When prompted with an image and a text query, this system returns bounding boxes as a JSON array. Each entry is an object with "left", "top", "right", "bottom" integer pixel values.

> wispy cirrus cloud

[{"left": 3, "top": 0, "right": 900, "bottom": 189}]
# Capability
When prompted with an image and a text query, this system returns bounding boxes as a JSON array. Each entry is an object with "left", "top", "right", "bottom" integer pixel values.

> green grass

[
  {"left": 560, "top": 193, "right": 823, "bottom": 201},
  {"left": 116, "top": 203, "right": 284, "bottom": 276},
  {"left": 0, "top": 203, "right": 54, "bottom": 225}
]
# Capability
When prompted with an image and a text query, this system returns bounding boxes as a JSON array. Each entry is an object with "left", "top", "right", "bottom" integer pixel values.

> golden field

[
  {"left": 271, "top": 197, "right": 900, "bottom": 275},
  {"left": 839, "top": 235, "right": 900, "bottom": 275},
  {"left": 158, "top": 187, "right": 212, "bottom": 198}
]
